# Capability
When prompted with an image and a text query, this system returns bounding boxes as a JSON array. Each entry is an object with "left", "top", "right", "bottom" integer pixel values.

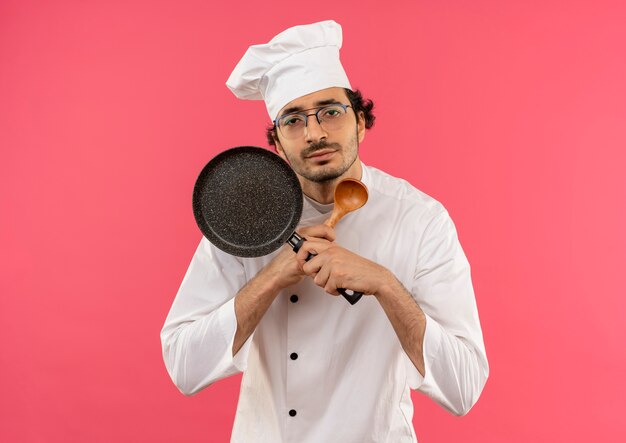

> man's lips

[{"left": 306, "top": 149, "right": 336, "bottom": 159}]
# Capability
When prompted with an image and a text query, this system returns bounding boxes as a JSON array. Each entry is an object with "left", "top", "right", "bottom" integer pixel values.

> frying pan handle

[
  {"left": 288, "top": 232, "right": 363, "bottom": 305},
  {"left": 337, "top": 288, "right": 364, "bottom": 305}
]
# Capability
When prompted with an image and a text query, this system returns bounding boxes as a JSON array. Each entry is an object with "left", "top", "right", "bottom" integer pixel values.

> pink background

[{"left": 2, "top": 0, "right": 625, "bottom": 441}]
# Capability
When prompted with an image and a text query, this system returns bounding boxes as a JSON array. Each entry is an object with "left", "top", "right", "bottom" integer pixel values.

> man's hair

[{"left": 265, "top": 88, "right": 376, "bottom": 147}]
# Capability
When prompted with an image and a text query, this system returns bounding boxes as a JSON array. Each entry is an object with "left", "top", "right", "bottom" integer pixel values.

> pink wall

[{"left": 2, "top": 1, "right": 625, "bottom": 441}]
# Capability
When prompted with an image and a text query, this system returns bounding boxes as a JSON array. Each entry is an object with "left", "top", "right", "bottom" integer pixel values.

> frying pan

[{"left": 192, "top": 146, "right": 363, "bottom": 305}]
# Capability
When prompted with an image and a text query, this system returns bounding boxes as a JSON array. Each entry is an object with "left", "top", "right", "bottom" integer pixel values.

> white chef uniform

[{"left": 161, "top": 164, "right": 489, "bottom": 442}]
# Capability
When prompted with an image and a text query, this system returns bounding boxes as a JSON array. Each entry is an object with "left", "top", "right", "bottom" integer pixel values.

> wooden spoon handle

[{"left": 324, "top": 209, "right": 344, "bottom": 228}]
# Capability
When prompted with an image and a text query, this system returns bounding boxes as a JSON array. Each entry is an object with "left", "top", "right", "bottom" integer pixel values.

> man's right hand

[
  {"left": 232, "top": 224, "right": 336, "bottom": 356},
  {"left": 261, "top": 224, "right": 337, "bottom": 292}
]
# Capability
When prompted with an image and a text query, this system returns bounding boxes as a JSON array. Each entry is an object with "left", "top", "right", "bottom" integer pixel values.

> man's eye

[
  {"left": 322, "top": 108, "right": 342, "bottom": 118},
  {"left": 283, "top": 117, "right": 302, "bottom": 127}
]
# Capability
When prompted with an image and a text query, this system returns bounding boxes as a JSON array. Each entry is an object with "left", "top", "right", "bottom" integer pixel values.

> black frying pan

[{"left": 192, "top": 146, "right": 363, "bottom": 305}]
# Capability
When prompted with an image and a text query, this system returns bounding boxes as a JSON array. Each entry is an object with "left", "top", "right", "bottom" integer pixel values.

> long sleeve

[
  {"left": 160, "top": 237, "right": 253, "bottom": 396},
  {"left": 405, "top": 209, "right": 489, "bottom": 416}
]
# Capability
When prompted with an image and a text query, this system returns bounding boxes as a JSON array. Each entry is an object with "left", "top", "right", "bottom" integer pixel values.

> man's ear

[
  {"left": 273, "top": 134, "right": 288, "bottom": 162},
  {"left": 357, "top": 111, "right": 366, "bottom": 143}
]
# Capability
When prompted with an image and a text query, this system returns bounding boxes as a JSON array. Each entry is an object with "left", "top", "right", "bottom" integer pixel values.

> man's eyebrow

[{"left": 278, "top": 99, "right": 342, "bottom": 117}]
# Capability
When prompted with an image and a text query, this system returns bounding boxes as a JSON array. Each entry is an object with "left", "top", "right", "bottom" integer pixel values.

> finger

[
  {"left": 296, "top": 240, "right": 332, "bottom": 269},
  {"left": 316, "top": 269, "right": 340, "bottom": 296},
  {"left": 324, "top": 278, "right": 340, "bottom": 296},
  {"left": 299, "top": 224, "right": 336, "bottom": 242},
  {"left": 301, "top": 252, "right": 322, "bottom": 276},
  {"left": 313, "top": 261, "right": 332, "bottom": 290}
]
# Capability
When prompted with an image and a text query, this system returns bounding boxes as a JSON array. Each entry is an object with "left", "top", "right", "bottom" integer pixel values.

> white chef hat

[{"left": 226, "top": 20, "right": 352, "bottom": 121}]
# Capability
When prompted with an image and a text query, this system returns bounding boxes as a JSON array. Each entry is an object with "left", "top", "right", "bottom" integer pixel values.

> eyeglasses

[{"left": 274, "top": 103, "right": 352, "bottom": 140}]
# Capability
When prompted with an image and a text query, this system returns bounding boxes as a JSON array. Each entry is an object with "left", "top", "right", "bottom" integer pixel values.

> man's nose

[{"left": 304, "top": 114, "right": 327, "bottom": 142}]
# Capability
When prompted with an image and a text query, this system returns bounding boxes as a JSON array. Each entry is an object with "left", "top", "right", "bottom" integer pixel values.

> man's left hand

[{"left": 295, "top": 236, "right": 394, "bottom": 297}]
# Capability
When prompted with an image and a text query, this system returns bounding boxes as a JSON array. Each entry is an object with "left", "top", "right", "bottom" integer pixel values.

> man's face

[{"left": 273, "top": 87, "right": 365, "bottom": 183}]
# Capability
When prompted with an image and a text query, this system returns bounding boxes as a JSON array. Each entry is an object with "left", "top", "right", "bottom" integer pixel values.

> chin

[{"left": 303, "top": 166, "right": 345, "bottom": 183}]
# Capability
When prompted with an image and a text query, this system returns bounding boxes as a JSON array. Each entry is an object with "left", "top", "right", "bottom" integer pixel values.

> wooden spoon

[{"left": 324, "top": 178, "right": 369, "bottom": 228}]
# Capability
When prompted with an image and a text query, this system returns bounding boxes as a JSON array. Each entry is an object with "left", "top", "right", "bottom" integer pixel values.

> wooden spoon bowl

[{"left": 324, "top": 178, "right": 369, "bottom": 228}]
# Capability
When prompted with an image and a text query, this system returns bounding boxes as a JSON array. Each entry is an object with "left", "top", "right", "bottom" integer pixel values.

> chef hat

[{"left": 226, "top": 20, "right": 352, "bottom": 120}]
